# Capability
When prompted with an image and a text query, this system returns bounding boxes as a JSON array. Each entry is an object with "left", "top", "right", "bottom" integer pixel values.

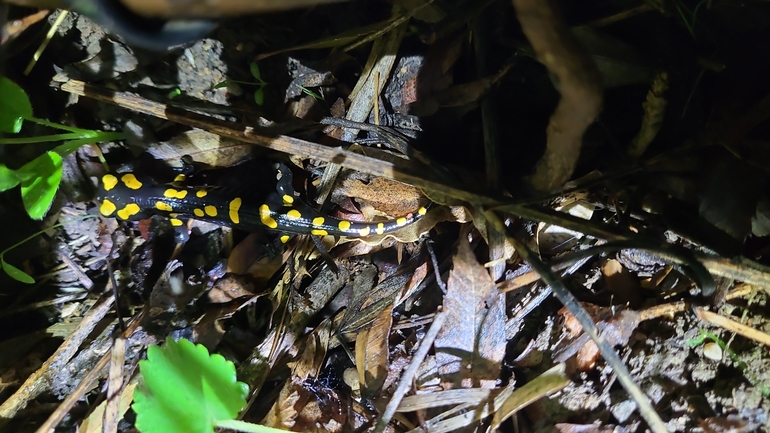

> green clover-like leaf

[
  {"left": 17, "top": 151, "right": 63, "bottom": 220},
  {"left": 249, "top": 62, "right": 261, "bottom": 80},
  {"left": 254, "top": 88, "right": 265, "bottom": 106},
  {"left": 0, "top": 77, "right": 33, "bottom": 133},
  {"left": 1, "top": 256, "right": 35, "bottom": 284},
  {"left": 133, "top": 337, "right": 249, "bottom": 433},
  {"left": 0, "top": 164, "right": 20, "bottom": 191}
]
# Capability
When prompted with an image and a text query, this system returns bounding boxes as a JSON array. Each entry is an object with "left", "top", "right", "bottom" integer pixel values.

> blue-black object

[{"left": 67, "top": 0, "right": 215, "bottom": 50}]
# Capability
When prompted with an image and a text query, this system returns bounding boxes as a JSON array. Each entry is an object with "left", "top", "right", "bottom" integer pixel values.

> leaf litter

[{"left": 3, "top": 1, "right": 770, "bottom": 432}]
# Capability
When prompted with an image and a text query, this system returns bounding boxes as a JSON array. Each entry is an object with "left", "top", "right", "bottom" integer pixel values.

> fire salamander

[{"left": 96, "top": 162, "right": 428, "bottom": 240}]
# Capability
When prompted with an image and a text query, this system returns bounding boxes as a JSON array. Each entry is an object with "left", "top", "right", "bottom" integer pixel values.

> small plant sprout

[
  {"left": 297, "top": 85, "right": 325, "bottom": 101},
  {"left": 214, "top": 62, "right": 268, "bottom": 106}
]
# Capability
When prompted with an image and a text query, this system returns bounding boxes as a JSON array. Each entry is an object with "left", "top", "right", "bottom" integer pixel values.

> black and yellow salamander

[{"left": 96, "top": 162, "right": 428, "bottom": 239}]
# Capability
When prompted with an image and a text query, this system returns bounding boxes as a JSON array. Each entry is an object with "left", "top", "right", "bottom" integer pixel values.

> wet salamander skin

[{"left": 96, "top": 162, "right": 427, "bottom": 238}]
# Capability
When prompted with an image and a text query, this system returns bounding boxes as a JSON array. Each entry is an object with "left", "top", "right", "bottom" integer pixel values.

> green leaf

[
  {"left": 51, "top": 133, "right": 126, "bottom": 158},
  {"left": 0, "top": 77, "right": 33, "bottom": 133},
  {"left": 254, "top": 88, "right": 265, "bottom": 106},
  {"left": 298, "top": 85, "right": 324, "bottom": 101},
  {"left": 213, "top": 81, "right": 229, "bottom": 90},
  {"left": 0, "top": 164, "right": 20, "bottom": 191},
  {"left": 17, "top": 151, "right": 63, "bottom": 220},
  {"left": 133, "top": 337, "right": 248, "bottom": 433},
  {"left": 1, "top": 256, "right": 35, "bottom": 284},
  {"left": 249, "top": 62, "right": 261, "bottom": 80}
]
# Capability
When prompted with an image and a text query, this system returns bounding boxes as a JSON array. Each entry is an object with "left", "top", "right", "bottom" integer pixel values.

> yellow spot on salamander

[
  {"left": 102, "top": 174, "right": 118, "bottom": 191},
  {"left": 194, "top": 208, "right": 204, "bottom": 217},
  {"left": 311, "top": 229, "right": 328, "bottom": 236},
  {"left": 196, "top": 189, "right": 208, "bottom": 198},
  {"left": 170, "top": 218, "right": 183, "bottom": 226},
  {"left": 375, "top": 222, "right": 385, "bottom": 235},
  {"left": 116, "top": 203, "right": 141, "bottom": 220},
  {"left": 286, "top": 209, "right": 301, "bottom": 220},
  {"left": 229, "top": 198, "right": 242, "bottom": 224},
  {"left": 418, "top": 206, "right": 427, "bottom": 216},
  {"left": 205, "top": 205, "right": 217, "bottom": 217},
  {"left": 312, "top": 217, "right": 324, "bottom": 226},
  {"left": 396, "top": 217, "right": 407, "bottom": 226},
  {"left": 174, "top": 174, "right": 186, "bottom": 182},
  {"left": 283, "top": 194, "right": 294, "bottom": 205},
  {"left": 280, "top": 235, "right": 290, "bottom": 244},
  {"left": 169, "top": 213, "right": 180, "bottom": 218},
  {"left": 156, "top": 201, "right": 173, "bottom": 212},
  {"left": 121, "top": 173, "right": 143, "bottom": 190},
  {"left": 100, "top": 199, "right": 116, "bottom": 216},
  {"left": 163, "top": 188, "right": 187, "bottom": 199},
  {"left": 358, "top": 226, "right": 371, "bottom": 237},
  {"left": 338, "top": 220, "right": 351, "bottom": 231},
  {"left": 259, "top": 204, "right": 278, "bottom": 229}
]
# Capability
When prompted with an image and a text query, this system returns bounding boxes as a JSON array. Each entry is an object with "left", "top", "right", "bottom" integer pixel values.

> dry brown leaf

[
  {"left": 77, "top": 381, "right": 137, "bottom": 433},
  {"left": 355, "top": 308, "right": 391, "bottom": 395},
  {"left": 628, "top": 71, "right": 669, "bottom": 158},
  {"left": 699, "top": 415, "right": 756, "bottom": 433},
  {"left": 146, "top": 129, "right": 253, "bottom": 169},
  {"left": 207, "top": 274, "right": 256, "bottom": 303},
  {"left": 337, "top": 177, "right": 425, "bottom": 218},
  {"left": 262, "top": 319, "right": 336, "bottom": 430},
  {"left": 434, "top": 234, "right": 506, "bottom": 389},
  {"left": 490, "top": 364, "right": 571, "bottom": 429},
  {"left": 601, "top": 259, "right": 643, "bottom": 307},
  {"left": 555, "top": 307, "right": 642, "bottom": 370},
  {"left": 1, "top": 10, "right": 49, "bottom": 45}
]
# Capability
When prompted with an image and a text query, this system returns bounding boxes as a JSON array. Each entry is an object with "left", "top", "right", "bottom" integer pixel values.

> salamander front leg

[{"left": 273, "top": 162, "right": 296, "bottom": 198}]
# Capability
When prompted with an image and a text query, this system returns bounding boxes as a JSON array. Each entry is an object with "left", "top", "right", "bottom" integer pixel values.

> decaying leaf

[
  {"left": 339, "top": 253, "right": 428, "bottom": 337},
  {"left": 627, "top": 71, "right": 668, "bottom": 158},
  {"left": 354, "top": 308, "right": 391, "bottom": 395},
  {"left": 434, "top": 233, "right": 506, "bottom": 389},
  {"left": 262, "top": 319, "right": 342, "bottom": 431},
  {"left": 145, "top": 129, "right": 253, "bottom": 169},
  {"left": 554, "top": 307, "right": 642, "bottom": 370},
  {"left": 336, "top": 177, "right": 425, "bottom": 218},
  {"left": 398, "top": 364, "right": 569, "bottom": 432}
]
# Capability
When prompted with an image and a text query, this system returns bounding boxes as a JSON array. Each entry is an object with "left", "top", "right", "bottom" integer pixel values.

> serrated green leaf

[
  {"left": 249, "top": 62, "right": 261, "bottom": 80},
  {"left": 133, "top": 337, "right": 248, "bottom": 433},
  {"left": 17, "top": 151, "right": 63, "bottom": 220},
  {"left": 254, "top": 88, "right": 265, "bottom": 106},
  {"left": 1, "top": 256, "right": 35, "bottom": 284},
  {"left": 0, "top": 77, "right": 33, "bottom": 133},
  {"left": 0, "top": 165, "right": 20, "bottom": 191}
]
